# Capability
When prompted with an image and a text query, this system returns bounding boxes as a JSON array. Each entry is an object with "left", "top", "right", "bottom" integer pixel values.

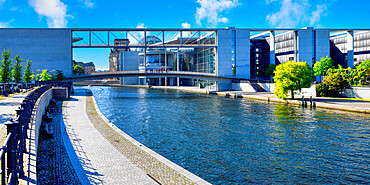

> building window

[{"left": 232, "top": 30, "right": 236, "bottom": 75}]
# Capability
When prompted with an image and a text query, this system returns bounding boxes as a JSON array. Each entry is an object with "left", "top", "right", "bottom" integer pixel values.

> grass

[{"left": 326, "top": 97, "right": 370, "bottom": 101}]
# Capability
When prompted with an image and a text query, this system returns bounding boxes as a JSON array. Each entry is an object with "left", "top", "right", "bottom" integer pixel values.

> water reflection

[{"left": 85, "top": 86, "right": 370, "bottom": 184}]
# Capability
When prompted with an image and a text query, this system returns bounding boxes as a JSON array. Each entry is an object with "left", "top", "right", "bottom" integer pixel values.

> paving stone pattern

[
  {"left": 62, "top": 89, "right": 157, "bottom": 185},
  {"left": 85, "top": 96, "right": 202, "bottom": 185},
  {"left": 37, "top": 102, "right": 81, "bottom": 184}
]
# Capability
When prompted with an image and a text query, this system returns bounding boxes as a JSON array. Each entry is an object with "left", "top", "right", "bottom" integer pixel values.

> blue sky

[{"left": 1, "top": 0, "right": 369, "bottom": 70}]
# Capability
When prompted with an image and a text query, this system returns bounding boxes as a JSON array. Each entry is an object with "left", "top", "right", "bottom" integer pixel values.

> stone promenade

[
  {"left": 62, "top": 89, "right": 156, "bottom": 184},
  {"left": 0, "top": 93, "right": 28, "bottom": 126}
]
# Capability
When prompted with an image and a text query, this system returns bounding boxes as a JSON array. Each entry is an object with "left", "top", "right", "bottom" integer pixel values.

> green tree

[
  {"left": 31, "top": 72, "right": 38, "bottom": 82},
  {"left": 0, "top": 49, "right": 13, "bottom": 83},
  {"left": 39, "top": 69, "right": 52, "bottom": 81},
  {"left": 12, "top": 55, "right": 23, "bottom": 83},
  {"left": 350, "top": 60, "right": 370, "bottom": 86},
  {"left": 53, "top": 70, "right": 65, "bottom": 80},
  {"left": 73, "top": 64, "right": 84, "bottom": 74},
  {"left": 273, "top": 61, "right": 313, "bottom": 100},
  {"left": 313, "top": 56, "right": 335, "bottom": 81},
  {"left": 265, "top": 64, "right": 276, "bottom": 76},
  {"left": 23, "top": 60, "right": 32, "bottom": 83},
  {"left": 316, "top": 65, "right": 351, "bottom": 97}
]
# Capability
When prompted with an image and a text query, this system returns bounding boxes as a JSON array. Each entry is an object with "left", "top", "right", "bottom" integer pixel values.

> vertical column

[
  {"left": 177, "top": 48, "right": 180, "bottom": 87},
  {"left": 165, "top": 49, "right": 167, "bottom": 86},
  {"left": 347, "top": 30, "right": 354, "bottom": 68},
  {"left": 293, "top": 30, "right": 298, "bottom": 62},
  {"left": 235, "top": 29, "right": 250, "bottom": 79},
  {"left": 270, "top": 30, "right": 275, "bottom": 65},
  {"left": 143, "top": 31, "right": 147, "bottom": 85}
]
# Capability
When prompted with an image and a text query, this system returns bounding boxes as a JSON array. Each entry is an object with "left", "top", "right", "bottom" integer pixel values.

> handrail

[{"left": 0, "top": 81, "right": 72, "bottom": 185}]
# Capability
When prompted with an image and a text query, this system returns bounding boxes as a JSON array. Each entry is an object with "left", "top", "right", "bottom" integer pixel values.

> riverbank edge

[
  {"left": 86, "top": 92, "right": 211, "bottom": 185},
  {"left": 104, "top": 84, "right": 369, "bottom": 114}
]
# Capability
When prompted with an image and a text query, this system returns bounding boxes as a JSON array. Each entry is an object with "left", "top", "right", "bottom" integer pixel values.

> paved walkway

[
  {"left": 62, "top": 89, "right": 156, "bottom": 184},
  {"left": 0, "top": 93, "right": 28, "bottom": 126},
  {"left": 208, "top": 91, "right": 370, "bottom": 113}
]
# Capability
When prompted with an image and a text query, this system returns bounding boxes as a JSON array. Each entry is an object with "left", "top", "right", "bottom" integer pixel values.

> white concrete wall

[
  {"left": 258, "top": 82, "right": 276, "bottom": 92},
  {"left": 341, "top": 87, "right": 370, "bottom": 99},
  {"left": 236, "top": 30, "right": 250, "bottom": 79},
  {"left": 34, "top": 89, "right": 53, "bottom": 158},
  {"left": 232, "top": 82, "right": 256, "bottom": 92},
  {"left": 0, "top": 28, "right": 72, "bottom": 77},
  {"left": 120, "top": 51, "right": 140, "bottom": 85}
]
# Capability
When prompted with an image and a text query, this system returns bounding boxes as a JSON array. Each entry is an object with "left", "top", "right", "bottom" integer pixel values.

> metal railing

[{"left": 0, "top": 81, "right": 71, "bottom": 185}]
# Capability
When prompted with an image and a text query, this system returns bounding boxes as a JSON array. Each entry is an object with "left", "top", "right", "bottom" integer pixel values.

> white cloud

[
  {"left": 266, "top": 0, "right": 329, "bottom": 28},
  {"left": 29, "top": 0, "right": 69, "bottom": 28},
  {"left": 196, "top": 0, "right": 239, "bottom": 27},
  {"left": 0, "top": 19, "right": 13, "bottom": 28},
  {"left": 181, "top": 22, "right": 192, "bottom": 37},
  {"left": 79, "top": 0, "right": 93, "bottom": 8},
  {"left": 181, "top": 22, "right": 191, "bottom": 29},
  {"left": 310, "top": 4, "right": 327, "bottom": 26},
  {"left": 127, "top": 23, "right": 146, "bottom": 45},
  {"left": 0, "top": 0, "right": 5, "bottom": 7}
]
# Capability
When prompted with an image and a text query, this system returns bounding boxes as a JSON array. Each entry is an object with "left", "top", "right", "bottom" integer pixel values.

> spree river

[{"left": 86, "top": 86, "right": 369, "bottom": 184}]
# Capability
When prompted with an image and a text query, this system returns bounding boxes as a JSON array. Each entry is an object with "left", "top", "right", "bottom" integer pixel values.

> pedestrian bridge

[{"left": 66, "top": 71, "right": 258, "bottom": 82}]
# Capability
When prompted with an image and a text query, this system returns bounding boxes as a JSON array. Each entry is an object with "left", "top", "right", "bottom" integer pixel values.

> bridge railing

[{"left": 0, "top": 81, "right": 72, "bottom": 184}]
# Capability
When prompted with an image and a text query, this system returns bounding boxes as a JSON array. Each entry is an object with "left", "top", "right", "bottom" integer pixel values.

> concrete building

[
  {"left": 0, "top": 28, "right": 369, "bottom": 90},
  {"left": 0, "top": 28, "right": 72, "bottom": 77},
  {"left": 109, "top": 39, "right": 130, "bottom": 72},
  {"left": 330, "top": 31, "right": 370, "bottom": 68},
  {"left": 73, "top": 61, "right": 96, "bottom": 74}
]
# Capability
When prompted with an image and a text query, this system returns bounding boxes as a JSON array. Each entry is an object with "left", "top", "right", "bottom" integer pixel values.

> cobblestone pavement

[
  {"left": 62, "top": 89, "right": 157, "bottom": 185},
  {"left": 37, "top": 102, "right": 81, "bottom": 184}
]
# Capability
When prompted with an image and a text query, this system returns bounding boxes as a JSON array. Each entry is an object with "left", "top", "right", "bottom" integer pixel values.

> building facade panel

[{"left": 0, "top": 28, "right": 72, "bottom": 77}]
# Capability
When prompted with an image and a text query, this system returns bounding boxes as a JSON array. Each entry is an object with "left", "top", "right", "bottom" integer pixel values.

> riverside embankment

[
  {"left": 107, "top": 84, "right": 370, "bottom": 114},
  {"left": 62, "top": 88, "right": 210, "bottom": 184},
  {"left": 89, "top": 86, "right": 369, "bottom": 184}
]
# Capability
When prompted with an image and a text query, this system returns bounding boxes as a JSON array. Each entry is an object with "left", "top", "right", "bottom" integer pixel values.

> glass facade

[
  {"left": 250, "top": 39, "right": 270, "bottom": 80},
  {"left": 232, "top": 30, "right": 236, "bottom": 75}
]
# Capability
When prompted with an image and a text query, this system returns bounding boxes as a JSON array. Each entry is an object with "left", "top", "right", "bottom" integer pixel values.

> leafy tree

[
  {"left": 53, "top": 70, "right": 65, "bottom": 80},
  {"left": 39, "top": 69, "right": 52, "bottom": 81},
  {"left": 265, "top": 64, "right": 276, "bottom": 76},
  {"left": 350, "top": 60, "right": 370, "bottom": 86},
  {"left": 23, "top": 60, "right": 32, "bottom": 83},
  {"left": 31, "top": 72, "right": 38, "bottom": 81},
  {"left": 273, "top": 61, "right": 313, "bottom": 100},
  {"left": 73, "top": 64, "right": 84, "bottom": 74},
  {"left": 12, "top": 55, "right": 23, "bottom": 83},
  {"left": 313, "top": 56, "right": 335, "bottom": 81},
  {"left": 316, "top": 65, "right": 351, "bottom": 97},
  {"left": 0, "top": 49, "right": 13, "bottom": 83}
]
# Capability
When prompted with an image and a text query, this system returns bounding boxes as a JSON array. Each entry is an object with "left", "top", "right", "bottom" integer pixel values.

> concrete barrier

[
  {"left": 32, "top": 89, "right": 53, "bottom": 158},
  {"left": 53, "top": 87, "right": 68, "bottom": 100},
  {"left": 341, "top": 87, "right": 370, "bottom": 99}
]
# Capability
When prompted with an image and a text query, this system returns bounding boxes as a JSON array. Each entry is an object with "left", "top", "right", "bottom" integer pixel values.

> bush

[{"left": 316, "top": 66, "right": 350, "bottom": 97}]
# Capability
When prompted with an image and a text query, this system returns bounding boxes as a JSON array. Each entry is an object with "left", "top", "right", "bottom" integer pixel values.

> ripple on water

[{"left": 84, "top": 86, "right": 370, "bottom": 184}]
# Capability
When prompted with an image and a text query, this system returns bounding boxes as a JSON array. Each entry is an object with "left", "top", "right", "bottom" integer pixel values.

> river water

[{"left": 85, "top": 86, "right": 369, "bottom": 184}]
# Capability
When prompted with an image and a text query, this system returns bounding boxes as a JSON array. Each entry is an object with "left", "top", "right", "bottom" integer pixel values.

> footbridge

[{"left": 66, "top": 71, "right": 259, "bottom": 82}]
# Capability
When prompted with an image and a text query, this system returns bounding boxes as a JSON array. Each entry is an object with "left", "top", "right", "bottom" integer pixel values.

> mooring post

[
  {"left": 301, "top": 96, "right": 304, "bottom": 106},
  {"left": 309, "top": 96, "right": 313, "bottom": 107},
  {"left": 5, "top": 120, "right": 19, "bottom": 185}
]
